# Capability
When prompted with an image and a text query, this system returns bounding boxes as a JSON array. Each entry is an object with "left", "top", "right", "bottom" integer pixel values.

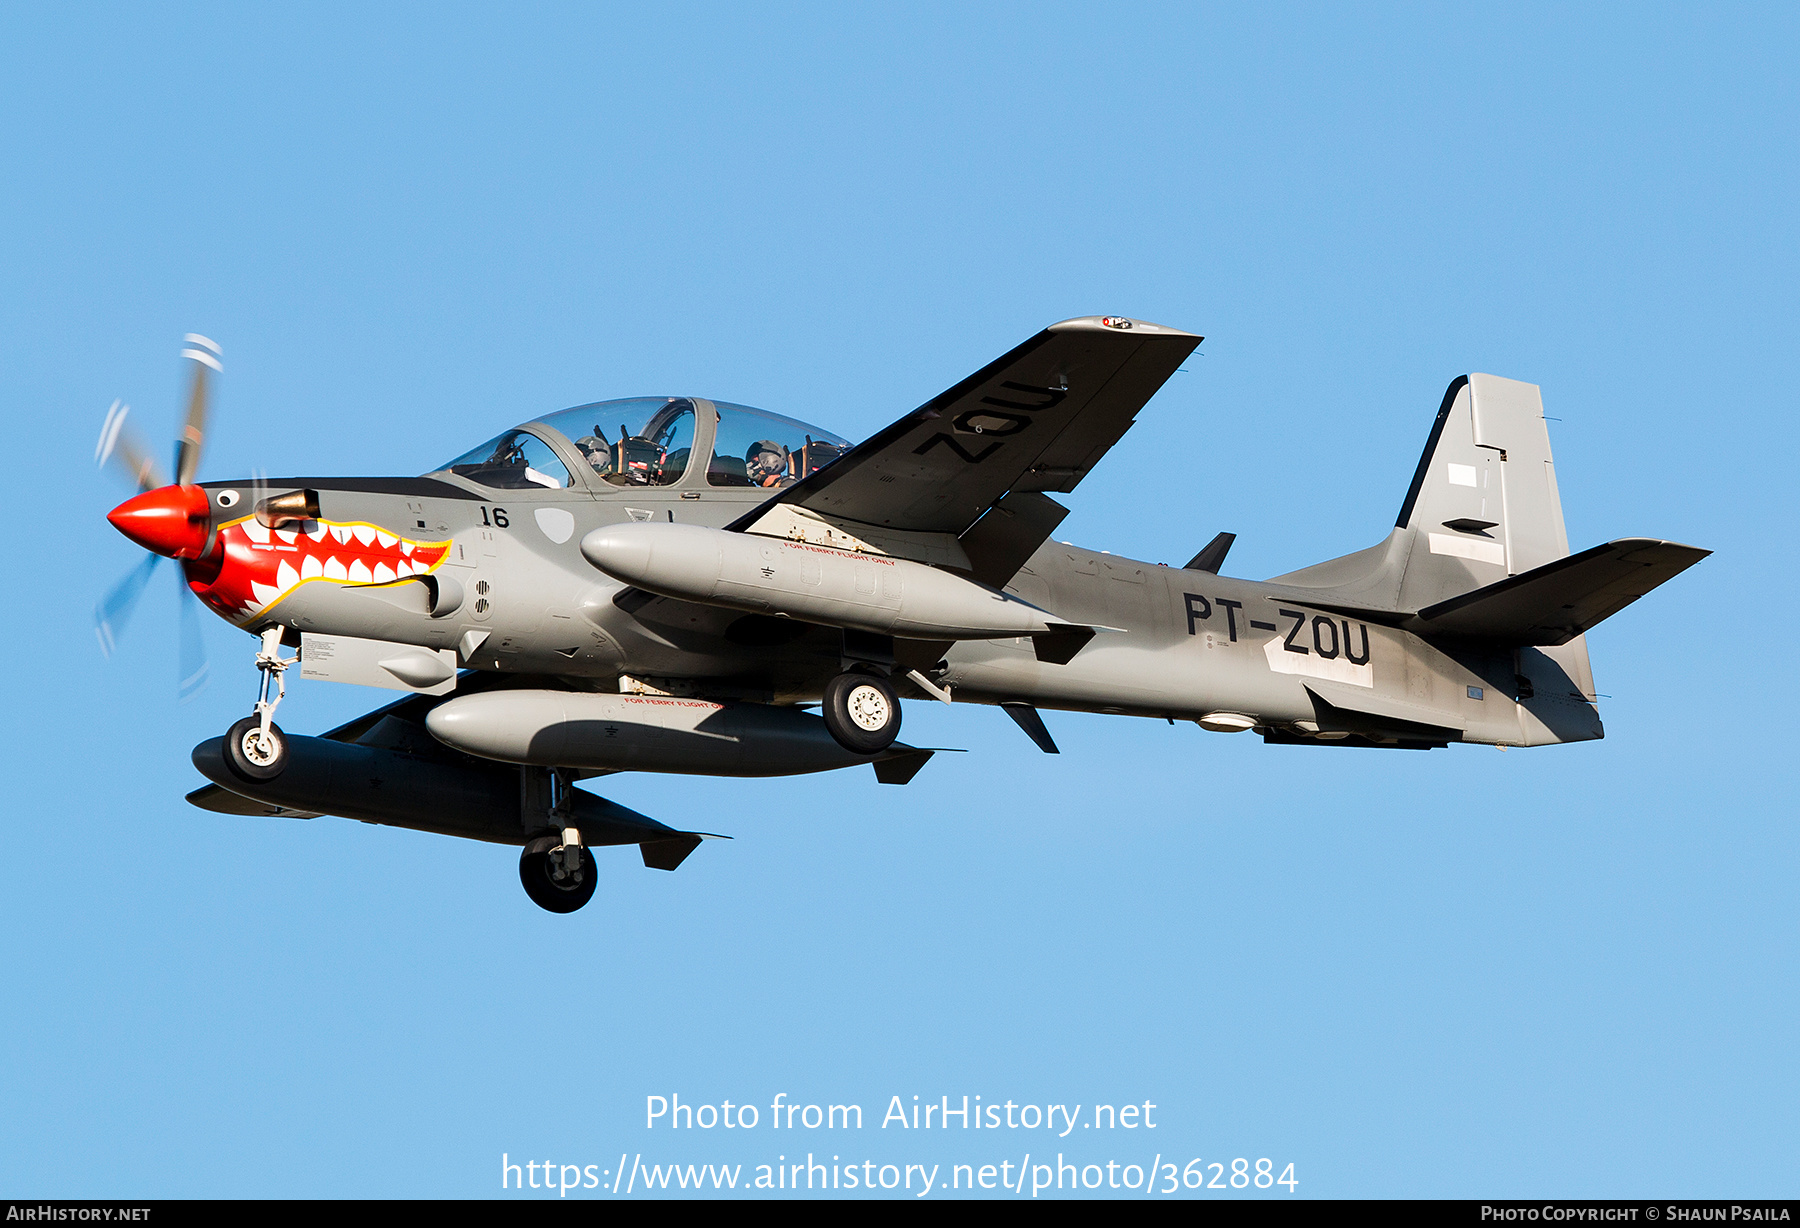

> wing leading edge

[{"left": 728, "top": 316, "right": 1201, "bottom": 537}]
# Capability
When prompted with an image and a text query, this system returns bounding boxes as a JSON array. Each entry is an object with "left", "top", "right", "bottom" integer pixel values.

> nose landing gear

[{"left": 222, "top": 627, "right": 294, "bottom": 782}]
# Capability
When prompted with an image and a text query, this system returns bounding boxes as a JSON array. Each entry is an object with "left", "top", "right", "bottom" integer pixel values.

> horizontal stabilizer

[
  {"left": 1416, "top": 538, "right": 1709, "bottom": 645},
  {"left": 1305, "top": 683, "right": 1461, "bottom": 742},
  {"left": 1257, "top": 686, "right": 1455, "bottom": 749}
]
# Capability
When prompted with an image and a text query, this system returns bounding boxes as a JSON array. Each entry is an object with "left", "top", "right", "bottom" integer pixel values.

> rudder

[{"left": 1392, "top": 374, "right": 1571, "bottom": 608}]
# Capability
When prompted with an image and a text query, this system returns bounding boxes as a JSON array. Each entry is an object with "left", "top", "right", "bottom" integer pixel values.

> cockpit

[{"left": 436, "top": 398, "right": 851, "bottom": 493}]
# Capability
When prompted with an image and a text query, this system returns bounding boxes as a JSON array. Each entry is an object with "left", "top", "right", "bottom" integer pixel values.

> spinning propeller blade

[
  {"left": 95, "top": 400, "right": 169, "bottom": 493},
  {"left": 177, "top": 580, "right": 210, "bottom": 701},
  {"left": 248, "top": 465, "right": 269, "bottom": 528},
  {"left": 174, "top": 334, "right": 221, "bottom": 487},
  {"left": 96, "top": 332, "right": 224, "bottom": 699},
  {"left": 94, "top": 554, "right": 164, "bottom": 657}
]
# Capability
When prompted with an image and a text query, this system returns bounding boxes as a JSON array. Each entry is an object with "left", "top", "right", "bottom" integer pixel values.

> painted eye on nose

[{"left": 217, "top": 489, "right": 240, "bottom": 507}]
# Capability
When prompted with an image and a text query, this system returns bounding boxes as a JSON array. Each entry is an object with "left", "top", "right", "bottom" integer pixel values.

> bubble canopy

[
  {"left": 437, "top": 398, "right": 851, "bottom": 491},
  {"left": 703, "top": 401, "right": 850, "bottom": 489}
]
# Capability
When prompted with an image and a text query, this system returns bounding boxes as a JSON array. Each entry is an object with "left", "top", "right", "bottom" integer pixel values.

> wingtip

[
  {"left": 1048, "top": 315, "right": 1202, "bottom": 340},
  {"left": 1611, "top": 537, "right": 1713, "bottom": 561}
]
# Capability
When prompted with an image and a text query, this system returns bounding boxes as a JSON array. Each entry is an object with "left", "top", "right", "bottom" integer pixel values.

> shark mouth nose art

[{"left": 186, "top": 516, "right": 453, "bottom": 624}]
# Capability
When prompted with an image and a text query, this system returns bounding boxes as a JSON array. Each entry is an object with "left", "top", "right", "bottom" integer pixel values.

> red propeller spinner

[{"left": 107, "top": 483, "right": 213, "bottom": 559}]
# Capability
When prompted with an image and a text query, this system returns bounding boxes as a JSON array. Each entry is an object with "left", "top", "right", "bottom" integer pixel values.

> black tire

[
  {"left": 821, "top": 671, "right": 901, "bottom": 754},
  {"left": 224, "top": 715, "right": 288, "bottom": 782},
  {"left": 519, "top": 840, "right": 598, "bottom": 914}
]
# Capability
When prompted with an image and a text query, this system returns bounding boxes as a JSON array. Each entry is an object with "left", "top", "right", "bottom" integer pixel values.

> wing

[
  {"left": 186, "top": 672, "right": 621, "bottom": 823},
  {"left": 185, "top": 782, "right": 322, "bottom": 819},
  {"left": 728, "top": 316, "right": 1200, "bottom": 536}
]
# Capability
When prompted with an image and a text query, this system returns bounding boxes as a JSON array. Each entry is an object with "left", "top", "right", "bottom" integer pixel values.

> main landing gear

[
  {"left": 821, "top": 670, "right": 902, "bottom": 754},
  {"left": 223, "top": 627, "right": 292, "bottom": 783},
  {"left": 519, "top": 834, "right": 597, "bottom": 913},
  {"left": 518, "top": 771, "right": 595, "bottom": 913}
]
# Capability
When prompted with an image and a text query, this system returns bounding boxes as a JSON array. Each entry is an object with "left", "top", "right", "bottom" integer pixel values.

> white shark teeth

[
  {"left": 275, "top": 528, "right": 299, "bottom": 545},
  {"left": 400, "top": 542, "right": 414, "bottom": 556},
  {"left": 370, "top": 562, "right": 395, "bottom": 584},
  {"left": 241, "top": 519, "right": 271, "bottom": 544},
  {"left": 300, "top": 555, "right": 323, "bottom": 580},
  {"left": 251, "top": 581, "right": 280, "bottom": 606},
  {"left": 323, "top": 556, "right": 347, "bottom": 580},
  {"left": 375, "top": 530, "right": 397, "bottom": 549},
  {"left": 276, "top": 561, "right": 300, "bottom": 591},
  {"left": 330, "top": 525, "right": 352, "bottom": 544},
  {"left": 352, "top": 525, "right": 376, "bottom": 546},
  {"left": 347, "top": 559, "right": 372, "bottom": 583},
  {"left": 305, "top": 523, "right": 327, "bottom": 541},
  {"left": 394, "top": 559, "right": 415, "bottom": 576}
]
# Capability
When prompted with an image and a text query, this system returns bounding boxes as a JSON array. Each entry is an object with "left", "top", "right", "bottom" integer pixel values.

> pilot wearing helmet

[
  {"left": 746, "top": 439, "right": 791, "bottom": 488},
  {"left": 574, "top": 429, "right": 612, "bottom": 476}
]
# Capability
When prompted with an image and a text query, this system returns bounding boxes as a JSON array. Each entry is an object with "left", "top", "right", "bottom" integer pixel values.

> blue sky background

[{"left": 2, "top": 3, "right": 1794, "bottom": 1198}]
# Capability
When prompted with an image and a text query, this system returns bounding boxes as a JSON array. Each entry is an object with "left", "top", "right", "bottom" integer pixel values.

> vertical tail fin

[
  {"left": 1270, "top": 373, "right": 1596, "bottom": 702},
  {"left": 1392, "top": 374, "right": 1570, "bottom": 607},
  {"left": 1274, "top": 374, "right": 1572, "bottom": 605}
]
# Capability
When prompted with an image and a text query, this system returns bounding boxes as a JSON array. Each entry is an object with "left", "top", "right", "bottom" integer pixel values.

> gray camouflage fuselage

[{"left": 200, "top": 459, "right": 1594, "bottom": 753}]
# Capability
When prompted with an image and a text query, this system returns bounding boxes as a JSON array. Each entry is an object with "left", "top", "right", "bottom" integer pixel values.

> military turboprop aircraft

[{"left": 100, "top": 318, "right": 1708, "bottom": 911}]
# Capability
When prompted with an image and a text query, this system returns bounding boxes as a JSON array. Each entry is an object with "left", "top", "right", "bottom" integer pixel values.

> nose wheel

[
  {"left": 221, "top": 626, "right": 294, "bottom": 782},
  {"left": 520, "top": 834, "right": 597, "bottom": 913},
  {"left": 224, "top": 714, "right": 288, "bottom": 781},
  {"left": 821, "top": 671, "right": 901, "bottom": 754}
]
